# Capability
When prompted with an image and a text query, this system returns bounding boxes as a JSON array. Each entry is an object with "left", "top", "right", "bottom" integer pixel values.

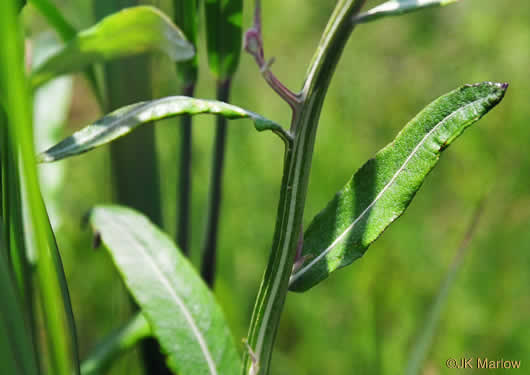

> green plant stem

[
  {"left": 81, "top": 313, "right": 151, "bottom": 375},
  {"left": 201, "top": 79, "right": 232, "bottom": 287},
  {"left": 0, "top": 2, "right": 80, "bottom": 374},
  {"left": 241, "top": 1, "right": 366, "bottom": 374},
  {"left": 93, "top": 2, "right": 164, "bottom": 374},
  {"left": 177, "top": 83, "right": 195, "bottom": 255}
]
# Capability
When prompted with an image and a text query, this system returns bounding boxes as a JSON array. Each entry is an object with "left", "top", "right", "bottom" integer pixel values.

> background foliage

[{"left": 22, "top": 0, "right": 530, "bottom": 374}]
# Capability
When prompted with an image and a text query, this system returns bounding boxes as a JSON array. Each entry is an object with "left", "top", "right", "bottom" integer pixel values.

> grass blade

[
  {"left": 39, "top": 96, "right": 289, "bottom": 163},
  {"left": 405, "top": 201, "right": 484, "bottom": 375},
  {"left": 89, "top": 205, "right": 242, "bottom": 375},
  {"left": 0, "top": 2, "right": 80, "bottom": 374},
  {"left": 30, "top": 6, "right": 195, "bottom": 88},
  {"left": 353, "top": 0, "right": 462, "bottom": 24},
  {"left": 289, "top": 82, "right": 507, "bottom": 292}
]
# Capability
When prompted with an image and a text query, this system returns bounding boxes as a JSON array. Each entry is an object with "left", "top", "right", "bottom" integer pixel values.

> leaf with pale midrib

[
  {"left": 30, "top": 6, "right": 194, "bottom": 88},
  {"left": 289, "top": 82, "right": 507, "bottom": 292},
  {"left": 354, "top": 0, "right": 462, "bottom": 24},
  {"left": 39, "top": 96, "right": 289, "bottom": 163},
  {"left": 89, "top": 206, "right": 241, "bottom": 375}
]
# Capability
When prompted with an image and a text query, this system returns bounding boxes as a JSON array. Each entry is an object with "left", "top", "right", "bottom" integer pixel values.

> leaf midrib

[
  {"left": 101, "top": 211, "right": 218, "bottom": 375},
  {"left": 290, "top": 97, "right": 486, "bottom": 285}
]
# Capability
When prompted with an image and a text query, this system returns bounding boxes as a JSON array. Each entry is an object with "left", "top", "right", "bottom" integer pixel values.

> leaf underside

[
  {"left": 89, "top": 206, "right": 241, "bottom": 375},
  {"left": 30, "top": 6, "right": 194, "bottom": 88},
  {"left": 289, "top": 82, "right": 507, "bottom": 292},
  {"left": 39, "top": 96, "right": 286, "bottom": 163}
]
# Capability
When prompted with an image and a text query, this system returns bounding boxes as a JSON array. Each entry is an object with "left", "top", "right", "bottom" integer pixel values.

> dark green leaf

[
  {"left": 39, "top": 96, "right": 290, "bottom": 162},
  {"left": 174, "top": 0, "right": 199, "bottom": 84},
  {"left": 289, "top": 82, "right": 507, "bottom": 292},
  {"left": 30, "top": 6, "right": 194, "bottom": 88},
  {"left": 205, "top": 0, "right": 243, "bottom": 79},
  {"left": 354, "top": 0, "right": 462, "bottom": 24},
  {"left": 89, "top": 205, "right": 241, "bottom": 375}
]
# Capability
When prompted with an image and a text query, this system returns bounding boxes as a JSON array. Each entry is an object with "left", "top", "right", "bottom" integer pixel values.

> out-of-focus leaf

[
  {"left": 39, "top": 96, "right": 289, "bottom": 162},
  {"left": 0, "top": 235, "right": 39, "bottom": 375},
  {"left": 289, "top": 82, "right": 507, "bottom": 292},
  {"left": 29, "top": 0, "right": 103, "bottom": 108},
  {"left": 353, "top": 0, "right": 462, "bottom": 23},
  {"left": 174, "top": 0, "right": 199, "bottom": 84},
  {"left": 81, "top": 313, "right": 151, "bottom": 375},
  {"left": 204, "top": 0, "right": 243, "bottom": 79},
  {"left": 89, "top": 205, "right": 241, "bottom": 375},
  {"left": 32, "top": 32, "right": 74, "bottom": 230},
  {"left": 29, "top": 0, "right": 76, "bottom": 40},
  {"left": 30, "top": 6, "right": 194, "bottom": 88},
  {"left": 17, "top": 0, "right": 27, "bottom": 12}
]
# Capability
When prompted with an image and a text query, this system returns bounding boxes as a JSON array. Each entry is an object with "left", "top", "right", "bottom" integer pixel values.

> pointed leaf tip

[
  {"left": 289, "top": 82, "right": 507, "bottom": 292},
  {"left": 89, "top": 205, "right": 241, "bottom": 375}
]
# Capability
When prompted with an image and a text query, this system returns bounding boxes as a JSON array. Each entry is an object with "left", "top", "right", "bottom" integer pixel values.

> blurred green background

[{"left": 24, "top": 0, "right": 530, "bottom": 374}]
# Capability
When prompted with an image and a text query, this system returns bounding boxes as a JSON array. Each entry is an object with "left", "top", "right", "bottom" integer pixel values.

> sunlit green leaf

[
  {"left": 205, "top": 0, "right": 243, "bottom": 79},
  {"left": 30, "top": 6, "right": 194, "bottom": 88},
  {"left": 89, "top": 205, "right": 241, "bottom": 375},
  {"left": 289, "top": 82, "right": 507, "bottom": 292},
  {"left": 353, "top": 0, "right": 462, "bottom": 24},
  {"left": 39, "top": 96, "right": 289, "bottom": 162}
]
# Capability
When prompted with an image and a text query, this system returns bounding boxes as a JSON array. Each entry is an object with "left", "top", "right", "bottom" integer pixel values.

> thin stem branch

[
  {"left": 244, "top": 1, "right": 302, "bottom": 112},
  {"left": 177, "top": 83, "right": 195, "bottom": 256},
  {"left": 201, "top": 79, "right": 232, "bottom": 287},
  {"left": 241, "top": 1, "right": 366, "bottom": 374}
]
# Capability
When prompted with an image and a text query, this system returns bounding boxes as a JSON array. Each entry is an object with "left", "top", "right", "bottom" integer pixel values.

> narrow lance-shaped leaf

[
  {"left": 39, "top": 96, "right": 290, "bottom": 163},
  {"left": 205, "top": 0, "right": 243, "bottom": 79},
  {"left": 353, "top": 0, "right": 462, "bottom": 24},
  {"left": 30, "top": 6, "right": 194, "bottom": 88},
  {"left": 289, "top": 82, "right": 507, "bottom": 292},
  {"left": 89, "top": 205, "right": 241, "bottom": 375}
]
